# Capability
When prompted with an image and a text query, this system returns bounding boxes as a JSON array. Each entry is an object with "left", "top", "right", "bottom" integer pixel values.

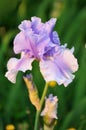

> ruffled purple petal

[
  {"left": 44, "top": 18, "right": 57, "bottom": 34},
  {"left": 40, "top": 48, "right": 78, "bottom": 87},
  {"left": 5, "top": 57, "right": 34, "bottom": 83},
  {"left": 13, "top": 30, "right": 37, "bottom": 56},
  {"left": 36, "top": 34, "right": 56, "bottom": 57},
  {"left": 13, "top": 31, "right": 30, "bottom": 54},
  {"left": 31, "top": 17, "right": 56, "bottom": 35},
  {"left": 14, "top": 17, "right": 58, "bottom": 56},
  {"left": 62, "top": 49, "right": 78, "bottom": 72},
  {"left": 40, "top": 60, "right": 74, "bottom": 87},
  {"left": 51, "top": 31, "right": 60, "bottom": 45},
  {"left": 31, "top": 16, "right": 43, "bottom": 34},
  {"left": 18, "top": 20, "right": 31, "bottom": 31}
]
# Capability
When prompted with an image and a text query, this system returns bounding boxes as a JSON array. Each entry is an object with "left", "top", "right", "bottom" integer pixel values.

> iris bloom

[
  {"left": 41, "top": 94, "right": 58, "bottom": 119},
  {"left": 5, "top": 17, "right": 78, "bottom": 86}
]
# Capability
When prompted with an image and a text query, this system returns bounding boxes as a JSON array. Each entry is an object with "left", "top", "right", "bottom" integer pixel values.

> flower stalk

[{"left": 34, "top": 82, "right": 49, "bottom": 130}]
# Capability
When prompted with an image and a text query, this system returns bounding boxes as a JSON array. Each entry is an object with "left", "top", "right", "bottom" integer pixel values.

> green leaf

[{"left": 60, "top": 97, "right": 86, "bottom": 130}]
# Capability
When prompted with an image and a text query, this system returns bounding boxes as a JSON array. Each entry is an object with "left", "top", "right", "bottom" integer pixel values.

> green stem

[{"left": 34, "top": 82, "right": 49, "bottom": 130}]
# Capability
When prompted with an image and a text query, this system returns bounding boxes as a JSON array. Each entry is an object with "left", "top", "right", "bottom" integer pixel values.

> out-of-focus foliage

[{"left": 0, "top": 0, "right": 86, "bottom": 130}]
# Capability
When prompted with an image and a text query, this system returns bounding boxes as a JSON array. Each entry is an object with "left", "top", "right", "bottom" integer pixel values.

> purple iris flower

[{"left": 5, "top": 17, "right": 78, "bottom": 86}]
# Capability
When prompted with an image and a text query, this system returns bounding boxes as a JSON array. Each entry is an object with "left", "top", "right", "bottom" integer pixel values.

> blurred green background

[{"left": 0, "top": 0, "right": 86, "bottom": 130}]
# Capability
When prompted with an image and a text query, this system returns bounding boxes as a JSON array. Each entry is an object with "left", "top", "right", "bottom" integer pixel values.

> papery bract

[
  {"left": 41, "top": 94, "right": 58, "bottom": 119},
  {"left": 23, "top": 74, "right": 41, "bottom": 111}
]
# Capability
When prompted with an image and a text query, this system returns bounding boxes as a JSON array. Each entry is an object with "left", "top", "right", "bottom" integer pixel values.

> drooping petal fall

[
  {"left": 40, "top": 47, "right": 78, "bottom": 87},
  {"left": 5, "top": 57, "right": 34, "bottom": 83}
]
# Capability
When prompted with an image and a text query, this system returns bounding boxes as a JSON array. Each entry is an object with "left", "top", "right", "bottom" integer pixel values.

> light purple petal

[
  {"left": 13, "top": 31, "right": 29, "bottom": 54},
  {"left": 13, "top": 17, "right": 57, "bottom": 56},
  {"left": 51, "top": 31, "right": 60, "bottom": 45},
  {"left": 13, "top": 30, "right": 36, "bottom": 55},
  {"left": 14, "top": 27, "right": 56, "bottom": 58},
  {"left": 44, "top": 18, "right": 57, "bottom": 34},
  {"left": 40, "top": 60, "right": 74, "bottom": 87},
  {"left": 5, "top": 70, "right": 18, "bottom": 83},
  {"left": 5, "top": 57, "right": 34, "bottom": 83},
  {"left": 40, "top": 47, "right": 78, "bottom": 87},
  {"left": 31, "top": 16, "right": 43, "bottom": 34},
  {"left": 36, "top": 34, "right": 56, "bottom": 57},
  {"left": 62, "top": 49, "right": 78, "bottom": 72},
  {"left": 18, "top": 20, "right": 31, "bottom": 31},
  {"left": 5, "top": 58, "right": 19, "bottom": 83}
]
